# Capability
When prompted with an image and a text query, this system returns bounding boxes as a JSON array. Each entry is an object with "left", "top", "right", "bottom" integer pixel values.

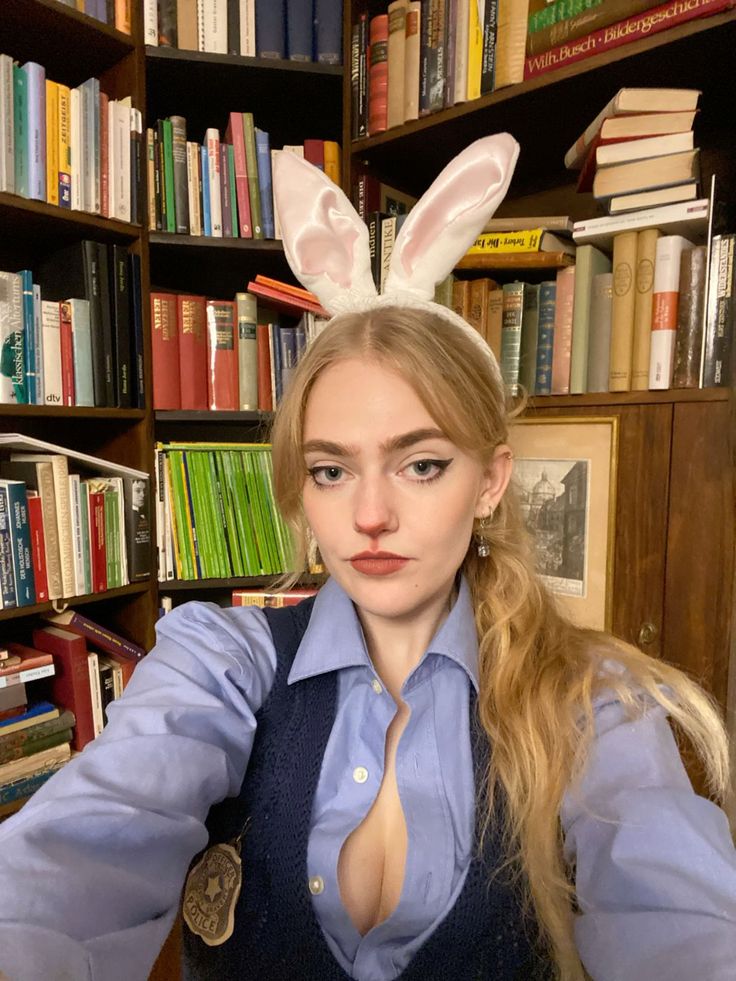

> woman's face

[{"left": 301, "top": 357, "right": 512, "bottom": 624}]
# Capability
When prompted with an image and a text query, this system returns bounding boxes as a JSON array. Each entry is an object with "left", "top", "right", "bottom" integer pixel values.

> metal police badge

[{"left": 182, "top": 839, "right": 243, "bottom": 946}]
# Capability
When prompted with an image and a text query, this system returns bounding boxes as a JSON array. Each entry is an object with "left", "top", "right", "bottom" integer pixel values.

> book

[
  {"left": 387, "top": 0, "right": 408, "bottom": 128},
  {"left": 177, "top": 295, "right": 208, "bottom": 410},
  {"left": 550, "top": 265, "right": 576, "bottom": 395},
  {"left": 569, "top": 245, "right": 611, "bottom": 394},
  {"left": 587, "top": 273, "right": 614, "bottom": 393},
  {"left": 24, "top": 493, "right": 48, "bottom": 603},
  {"left": 0, "top": 271, "right": 25, "bottom": 405},
  {"left": 672, "top": 245, "right": 707, "bottom": 389},
  {"left": 572, "top": 198, "right": 709, "bottom": 248},
  {"left": 369, "top": 14, "right": 389, "bottom": 136},
  {"left": 525, "top": 0, "right": 735, "bottom": 81},
  {"left": 466, "top": 228, "right": 575, "bottom": 256},
  {"left": 576, "top": 130, "right": 696, "bottom": 194},
  {"left": 44, "top": 609, "right": 145, "bottom": 663},
  {"left": 32, "top": 626, "right": 94, "bottom": 750},
  {"left": 518, "top": 284, "right": 540, "bottom": 395},
  {"left": 608, "top": 182, "right": 699, "bottom": 215},
  {"left": 564, "top": 87, "right": 701, "bottom": 169},
  {"left": 236, "top": 292, "right": 258, "bottom": 411},
  {"left": 0, "top": 759, "right": 66, "bottom": 807},
  {"left": 315, "top": 0, "right": 342, "bottom": 63},
  {"left": 0, "top": 701, "right": 59, "bottom": 736},
  {"left": 0, "top": 459, "right": 62, "bottom": 601},
  {"left": 592, "top": 149, "right": 700, "bottom": 200},
  {"left": 0, "top": 716, "right": 73, "bottom": 767},
  {"left": 0, "top": 645, "right": 54, "bottom": 689},
  {"left": 702, "top": 233, "right": 735, "bottom": 388},
  {"left": 455, "top": 252, "right": 575, "bottom": 271},
  {"left": 242, "top": 113, "right": 262, "bottom": 238},
  {"left": 0, "top": 479, "right": 35, "bottom": 606},
  {"left": 631, "top": 228, "right": 660, "bottom": 391},
  {"left": 495, "top": 0, "right": 530, "bottom": 89},
  {"left": 481, "top": 215, "right": 574, "bottom": 233},
  {"left": 404, "top": 1, "right": 421, "bottom": 121},
  {"left": 649, "top": 234, "right": 694, "bottom": 389},
  {"left": 231, "top": 588, "right": 318, "bottom": 606},
  {"left": 500, "top": 282, "right": 525, "bottom": 396},
  {"left": 0, "top": 485, "right": 15, "bottom": 609},
  {"left": 608, "top": 231, "right": 638, "bottom": 392},
  {"left": 205, "top": 300, "right": 238, "bottom": 410},
  {"left": 151, "top": 292, "right": 181, "bottom": 410},
  {"left": 527, "top": 0, "right": 662, "bottom": 56}
]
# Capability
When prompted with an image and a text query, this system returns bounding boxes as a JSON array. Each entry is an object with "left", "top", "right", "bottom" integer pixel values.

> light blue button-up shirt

[{"left": 0, "top": 577, "right": 735, "bottom": 981}]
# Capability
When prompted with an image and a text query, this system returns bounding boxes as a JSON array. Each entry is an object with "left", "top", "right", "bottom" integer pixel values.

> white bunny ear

[
  {"left": 384, "top": 134, "right": 520, "bottom": 301},
  {"left": 272, "top": 151, "right": 378, "bottom": 314}
]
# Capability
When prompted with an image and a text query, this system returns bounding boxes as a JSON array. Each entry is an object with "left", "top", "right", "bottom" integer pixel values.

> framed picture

[{"left": 509, "top": 416, "right": 619, "bottom": 631}]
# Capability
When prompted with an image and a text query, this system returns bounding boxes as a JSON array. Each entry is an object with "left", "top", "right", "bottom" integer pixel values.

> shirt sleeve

[
  {"left": 0, "top": 600, "right": 277, "bottom": 981},
  {"left": 561, "top": 695, "right": 736, "bottom": 981}
]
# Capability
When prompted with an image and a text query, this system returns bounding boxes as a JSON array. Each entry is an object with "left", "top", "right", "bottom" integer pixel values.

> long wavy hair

[{"left": 270, "top": 304, "right": 730, "bottom": 979}]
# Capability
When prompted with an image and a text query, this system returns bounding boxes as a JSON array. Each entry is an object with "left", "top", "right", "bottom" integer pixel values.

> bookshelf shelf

[
  {"left": 349, "top": 11, "right": 736, "bottom": 197},
  {"left": 0, "top": 406, "right": 147, "bottom": 419},
  {"left": 145, "top": 47, "right": 343, "bottom": 76},
  {"left": 155, "top": 410, "right": 269, "bottom": 423},
  {"left": 526, "top": 388, "right": 730, "bottom": 410},
  {"left": 0, "top": 581, "right": 151, "bottom": 623},
  {"left": 0, "top": 194, "right": 140, "bottom": 257},
  {"left": 161, "top": 575, "right": 324, "bottom": 592},
  {"left": 148, "top": 233, "right": 285, "bottom": 253}
]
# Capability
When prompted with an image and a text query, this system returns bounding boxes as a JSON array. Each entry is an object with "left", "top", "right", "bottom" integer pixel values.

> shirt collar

[{"left": 287, "top": 575, "right": 479, "bottom": 692}]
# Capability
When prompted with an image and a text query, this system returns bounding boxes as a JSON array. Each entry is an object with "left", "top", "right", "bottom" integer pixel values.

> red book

[
  {"left": 43, "top": 609, "right": 145, "bottom": 662},
  {"left": 246, "top": 280, "right": 329, "bottom": 317},
  {"left": 256, "top": 323, "right": 273, "bottom": 411},
  {"left": 205, "top": 300, "right": 238, "bottom": 410},
  {"left": 2, "top": 645, "right": 53, "bottom": 675},
  {"left": 26, "top": 494, "right": 49, "bottom": 603},
  {"left": 177, "top": 295, "right": 208, "bottom": 410},
  {"left": 88, "top": 490, "right": 107, "bottom": 593},
  {"left": 59, "top": 301, "right": 75, "bottom": 406},
  {"left": 253, "top": 275, "right": 320, "bottom": 306},
  {"left": 31, "top": 626, "right": 94, "bottom": 751},
  {"left": 303, "top": 139, "right": 325, "bottom": 171},
  {"left": 100, "top": 90, "right": 109, "bottom": 217},
  {"left": 225, "top": 111, "right": 252, "bottom": 238},
  {"left": 368, "top": 15, "right": 389, "bottom": 136},
  {"left": 524, "top": 0, "right": 735, "bottom": 80},
  {"left": 151, "top": 292, "right": 181, "bottom": 409}
]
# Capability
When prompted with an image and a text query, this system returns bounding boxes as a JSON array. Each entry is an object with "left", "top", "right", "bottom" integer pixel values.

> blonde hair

[{"left": 270, "top": 305, "right": 730, "bottom": 979}]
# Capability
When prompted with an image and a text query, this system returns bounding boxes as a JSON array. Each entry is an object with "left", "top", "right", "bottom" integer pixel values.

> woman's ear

[{"left": 475, "top": 444, "right": 514, "bottom": 517}]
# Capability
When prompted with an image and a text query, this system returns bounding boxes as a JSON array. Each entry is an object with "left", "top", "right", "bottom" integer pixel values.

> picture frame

[{"left": 509, "top": 416, "right": 619, "bottom": 631}]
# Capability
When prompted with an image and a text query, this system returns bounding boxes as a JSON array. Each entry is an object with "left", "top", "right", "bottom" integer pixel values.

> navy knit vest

[{"left": 182, "top": 598, "right": 554, "bottom": 980}]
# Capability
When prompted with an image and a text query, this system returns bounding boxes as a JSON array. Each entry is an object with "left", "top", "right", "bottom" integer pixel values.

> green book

[
  {"left": 227, "top": 450, "right": 260, "bottom": 576},
  {"left": 518, "top": 284, "right": 540, "bottom": 397},
  {"left": 13, "top": 66, "right": 27, "bottom": 198},
  {"left": 227, "top": 144, "right": 238, "bottom": 239},
  {"left": 242, "top": 112, "right": 263, "bottom": 240},
  {"left": 214, "top": 451, "right": 244, "bottom": 577},
  {"left": 79, "top": 481, "right": 92, "bottom": 595},
  {"left": 168, "top": 451, "right": 194, "bottom": 579},
  {"left": 162, "top": 118, "right": 176, "bottom": 234},
  {"left": 500, "top": 281, "right": 526, "bottom": 396},
  {"left": 183, "top": 451, "right": 210, "bottom": 578},
  {"left": 207, "top": 452, "right": 234, "bottom": 577},
  {"left": 569, "top": 244, "right": 611, "bottom": 394},
  {"left": 240, "top": 449, "right": 271, "bottom": 573},
  {"left": 103, "top": 488, "right": 120, "bottom": 588}
]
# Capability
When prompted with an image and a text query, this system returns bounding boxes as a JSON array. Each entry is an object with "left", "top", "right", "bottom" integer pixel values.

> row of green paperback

[{"left": 155, "top": 443, "right": 291, "bottom": 582}]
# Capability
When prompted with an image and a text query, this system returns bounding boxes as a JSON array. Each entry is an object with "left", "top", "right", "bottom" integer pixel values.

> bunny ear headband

[{"left": 271, "top": 133, "right": 521, "bottom": 387}]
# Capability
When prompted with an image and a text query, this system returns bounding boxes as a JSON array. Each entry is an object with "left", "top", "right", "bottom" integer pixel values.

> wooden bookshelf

[
  {"left": 148, "top": 233, "right": 285, "bottom": 252},
  {"left": 0, "top": 582, "right": 150, "bottom": 623}
]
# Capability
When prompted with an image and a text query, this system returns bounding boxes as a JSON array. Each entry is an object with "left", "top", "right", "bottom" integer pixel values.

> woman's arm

[
  {"left": 562, "top": 696, "right": 736, "bottom": 981},
  {"left": 0, "top": 601, "right": 277, "bottom": 981}
]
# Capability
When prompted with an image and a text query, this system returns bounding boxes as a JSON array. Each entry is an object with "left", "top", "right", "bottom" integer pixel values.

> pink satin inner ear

[
  {"left": 288, "top": 185, "right": 359, "bottom": 290},
  {"left": 398, "top": 157, "right": 503, "bottom": 277}
]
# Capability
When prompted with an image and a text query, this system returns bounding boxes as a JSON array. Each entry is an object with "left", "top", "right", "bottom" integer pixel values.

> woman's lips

[{"left": 349, "top": 555, "right": 410, "bottom": 576}]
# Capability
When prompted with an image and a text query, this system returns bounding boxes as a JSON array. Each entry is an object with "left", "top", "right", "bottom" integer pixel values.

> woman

[{"left": 0, "top": 136, "right": 734, "bottom": 981}]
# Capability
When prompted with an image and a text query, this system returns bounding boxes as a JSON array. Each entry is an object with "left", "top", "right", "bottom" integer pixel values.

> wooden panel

[
  {"left": 664, "top": 401, "right": 735, "bottom": 708},
  {"left": 149, "top": 917, "right": 182, "bottom": 981},
  {"left": 526, "top": 403, "right": 672, "bottom": 655}
]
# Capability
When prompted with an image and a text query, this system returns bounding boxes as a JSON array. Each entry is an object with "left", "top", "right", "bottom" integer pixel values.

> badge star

[{"left": 205, "top": 875, "right": 222, "bottom": 901}]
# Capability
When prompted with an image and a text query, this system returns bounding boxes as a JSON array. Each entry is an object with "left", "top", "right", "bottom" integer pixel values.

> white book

[
  {"left": 87, "top": 652, "right": 104, "bottom": 737},
  {"left": 200, "top": 0, "right": 228, "bottom": 53},
  {"left": 649, "top": 234, "right": 694, "bottom": 390},
  {"left": 0, "top": 54, "right": 14, "bottom": 194},
  {"left": 144, "top": 0, "right": 159, "bottom": 45},
  {"left": 131, "top": 106, "right": 142, "bottom": 223},
  {"left": 33, "top": 284, "right": 43, "bottom": 406},
  {"left": 572, "top": 198, "right": 709, "bottom": 248},
  {"left": 403, "top": 1, "right": 421, "bottom": 122},
  {"left": 186, "top": 141, "right": 202, "bottom": 236},
  {"left": 41, "top": 300, "right": 63, "bottom": 406},
  {"left": 0, "top": 663, "right": 55, "bottom": 690},
  {"left": 70, "top": 87, "right": 82, "bottom": 211},
  {"left": 596, "top": 130, "right": 695, "bottom": 167},
  {"left": 154, "top": 448, "right": 165, "bottom": 583},
  {"left": 68, "top": 473, "right": 85, "bottom": 595},
  {"left": 453, "top": 0, "right": 469, "bottom": 105},
  {"left": 114, "top": 98, "right": 132, "bottom": 223},
  {"left": 205, "top": 128, "right": 223, "bottom": 237},
  {"left": 239, "top": 0, "right": 256, "bottom": 56},
  {"left": 107, "top": 99, "right": 116, "bottom": 218}
]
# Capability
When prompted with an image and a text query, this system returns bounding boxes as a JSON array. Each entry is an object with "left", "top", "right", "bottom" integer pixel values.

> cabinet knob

[{"left": 638, "top": 622, "right": 659, "bottom": 646}]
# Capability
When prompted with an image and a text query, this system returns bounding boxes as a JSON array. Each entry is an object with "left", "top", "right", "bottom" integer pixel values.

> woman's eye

[
  {"left": 406, "top": 459, "right": 452, "bottom": 481},
  {"left": 308, "top": 466, "right": 344, "bottom": 487}
]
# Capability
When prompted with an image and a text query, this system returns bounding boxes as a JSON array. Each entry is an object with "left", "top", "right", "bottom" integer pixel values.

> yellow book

[
  {"left": 631, "top": 227, "right": 660, "bottom": 391},
  {"left": 323, "top": 141, "right": 341, "bottom": 187},
  {"left": 466, "top": 0, "right": 483, "bottom": 101},
  {"left": 469, "top": 229, "right": 544, "bottom": 254},
  {"left": 609, "top": 230, "right": 639, "bottom": 392},
  {"left": 45, "top": 80, "right": 59, "bottom": 207},
  {"left": 57, "top": 84, "right": 71, "bottom": 209}
]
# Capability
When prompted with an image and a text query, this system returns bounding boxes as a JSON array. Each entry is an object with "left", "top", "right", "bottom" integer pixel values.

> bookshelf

[{"left": 345, "top": 5, "right": 736, "bottom": 754}]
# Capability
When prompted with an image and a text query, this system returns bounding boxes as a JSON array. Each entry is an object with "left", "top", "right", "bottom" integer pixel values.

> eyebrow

[{"left": 302, "top": 427, "right": 450, "bottom": 458}]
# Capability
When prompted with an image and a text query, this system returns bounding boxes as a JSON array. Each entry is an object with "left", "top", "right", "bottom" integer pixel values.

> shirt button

[
  {"left": 371, "top": 678, "right": 383, "bottom": 694},
  {"left": 353, "top": 766, "right": 369, "bottom": 784},
  {"left": 308, "top": 875, "right": 324, "bottom": 895}
]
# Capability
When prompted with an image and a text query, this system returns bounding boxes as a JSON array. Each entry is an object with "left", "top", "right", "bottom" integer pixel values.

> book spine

[
  {"left": 357, "top": 13, "right": 369, "bottom": 138},
  {"left": 242, "top": 114, "right": 262, "bottom": 238},
  {"left": 220, "top": 143, "right": 233, "bottom": 238},
  {"left": 609, "top": 230, "right": 638, "bottom": 391},
  {"left": 315, "top": 0, "right": 342, "bottom": 62},
  {"left": 99, "top": 90, "right": 109, "bottom": 217},
  {"left": 404, "top": 2, "right": 422, "bottom": 121},
  {"left": 287, "top": 0, "right": 313, "bottom": 60},
  {"left": 587, "top": 272, "right": 614, "bottom": 393},
  {"left": 229, "top": 112, "right": 252, "bottom": 238},
  {"left": 162, "top": 117, "right": 176, "bottom": 234},
  {"left": 57, "top": 85, "right": 71, "bottom": 207},
  {"left": 178, "top": 0, "right": 199, "bottom": 49},
  {"left": 45, "top": 80, "right": 59, "bottom": 206},
  {"left": 528, "top": 0, "right": 664, "bottom": 55},
  {"left": 177, "top": 295, "right": 208, "bottom": 410},
  {"left": 110, "top": 245, "right": 131, "bottom": 407},
  {"left": 205, "top": 301, "right": 239, "bottom": 410},
  {"left": 0, "top": 55, "right": 14, "bottom": 194},
  {"left": 0, "top": 764, "right": 65, "bottom": 806},
  {"left": 0, "top": 663, "right": 55, "bottom": 689},
  {"left": 89, "top": 491, "right": 107, "bottom": 592},
  {"left": 630, "top": 228, "right": 660, "bottom": 391},
  {"left": 369, "top": 15, "right": 389, "bottom": 135},
  {"left": 518, "top": 283, "right": 540, "bottom": 394},
  {"left": 534, "top": 280, "right": 556, "bottom": 395},
  {"left": 0, "top": 728, "right": 71, "bottom": 767},
  {"left": 550, "top": 265, "right": 576, "bottom": 394},
  {"left": 702, "top": 233, "right": 735, "bottom": 387},
  {"left": 13, "top": 65, "right": 28, "bottom": 199},
  {"left": 170, "top": 115, "right": 190, "bottom": 234},
  {"left": 200, "top": 144, "right": 211, "bottom": 235},
  {"left": 236, "top": 293, "right": 258, "bottom": 410},
  {"left": 55, "top": 610, "right": 144, "bottom": 661},
  {"left": 19, "top": 270, "right": 34, "bottom": 405},
  {"left": 480, "top": 0, "right": 498, "bottom": 96},
  {"left": 23, "top": 62, "right": 45, "bottom": 202},
  {"left": 0, "top": 487, "right": 16, "bottom": 609},
  {"left": 256, "top": 0, "right": 286, "bottom": 56},
  {"left": 228, "top": 0, "right": 241, "bottom": 54},
  {"left": 87, "top": 652, "right": 104, "bottom": 736},
  {"left": 59, "top": 301, "right": 76, "bottom": 406},
  {"left": 500, "top": 282, "right": 524, "bottom": 395},
  {"left": 525, "top": 0, "right": 735, "bottom": 80},
  {"left": 41, "top": 302, "right": 62, "bottom": 406},
  {"left": 4, "top": 483, "right": 35, "bottom": 606},
  {"left": 351, "top": 22, "right": 361, "bottom": 138},
  {"left": 69, "top": 476, "right": 85, "bottom": 595},
  {"left": 151, "top": 293, "right": 181, "bottom": 409},
  {"left": 466, "top": 0, "right": 483, "bottom": 100},
  {"left": 70, "top": 298, "right": 94, "bottom": 407},
  {"left": 130, "top": 254, "right": 145, "bottom": 408},
  {"left": 672, "top": 245, "right": 708, "bottom": 389},
  {"left": 256, "top": 323, "right": 273, "bottom": 411},
  {"left": 206, "top": 128, "right": 223, "bottom": 237},
  {"left": 79, "top": 481, "right": 92, "bottom": 594},
  {"left": 144, "top": 0, "right": 159, "bottom": 45},
  {"left": 239, "top": 0, "right": 256, "bottom": 56},
  {"left": 649, "top": 234, "right": 693, "bottom": 389}
]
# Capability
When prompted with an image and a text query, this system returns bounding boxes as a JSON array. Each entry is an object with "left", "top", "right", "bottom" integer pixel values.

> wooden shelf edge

[
  {"left": 0, "top": 406, "right": 146, "bottom": 419},
  {"left": 160, "top": 575, "right": 324, "bottom": 592},
  {"left": 145, "top": 46, "right": 343, "bottom": 76},
  {"left": 12, "top": 0, "right": 135, "bottom": 48},
  {"left": 155, "top": 410, "right": 270, "bottom": 423},
  {"left": 0, "top": 193, "right": 140, "bottom": 239},
  {"left": 525, "top": 388, "right": 730, "bottom": 410},
  {"left": 350, "top": 10, "right": 736, "bottom": 155},
  {"left": 148, "top": 233, "right": 285, "bottom": 252},
  {"left": 0, "top": 581, "right": 152, "bottom": 622}
]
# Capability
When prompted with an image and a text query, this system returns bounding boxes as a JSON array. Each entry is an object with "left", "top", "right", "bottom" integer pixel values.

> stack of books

[
  {"left": 155, "top": 442, "right": 292, "bottom": 582},
  {"left": 567, "top": 88, "right": 702, "bottom": 214},
  {"left": 0, "top": 241, "right": 145, "bottom": 410},
  {"left": 145, "top": 0, "right": 342, "bottom": 64},
  {"left": 151, "top": 277, "right": 329, "bottom": 414},
  {"left": 58, "top": 0, "right": 131, "bottom": 33},
  {"left": 231, "top": 588, "right": 319, "bottom": 607},
  {"left": 0, "top": 54, "right": 141, "bottom": 222},
  {"left": 148, "top": 113, "right": 340, "bottom": 240}
]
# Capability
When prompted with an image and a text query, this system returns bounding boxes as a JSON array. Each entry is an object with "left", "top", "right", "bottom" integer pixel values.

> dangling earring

[{"left": 475, "top": 507, "right": 494, "bottom": 558}]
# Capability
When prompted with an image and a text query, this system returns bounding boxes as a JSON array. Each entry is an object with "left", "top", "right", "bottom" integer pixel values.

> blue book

[
  {"left": 286, "top": 0, "right": 313, "bottom": 61},
  {"left": 69, "top": 298, "right": 94, "bottom": 406},
  {"left": 535, "top": 281, "right": 557, "bottom": 397},
  {"left": 13, "top": 66, "right": 28, "bottom": 198},
  {"left": 256, "top": 0, "right": 286, "bottom": 58},
  {"left": 130, "top": 253, "right": 145, "bottom": 408},
  {"left": 0, "top": 762, "right": 64, "bottom": 806},
  {"left": 0, "top": 701, "right": 57, "bottom": 732},
  {"left": 33, "top": 284, "right": 43, "bottom": 405},
  {"left": 314, "top": 0, "right": 342, "bottom": 63},
  {"left": 18, "top": 270, "right": 33, "bottom": 405},
  {"left": 201, "top": 144, "right": 212, "bottom": 236},
  {"left": 0, "top": 484, "right": 17, "bottom": 609},
  {"left": 279, "top": 326, "right": 298, "bottom": 395},
  {"left": 22, "top": 62, "right": 45, "bottom": 201},
  {"left": 254, "top": 129, "right": 274, "bottom": 239},
  {"left": 0, "top": 479, "right": 35, "bottom": 606}
]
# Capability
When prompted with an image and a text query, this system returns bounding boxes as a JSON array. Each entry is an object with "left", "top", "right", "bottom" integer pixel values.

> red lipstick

[{"left": 349, "top": 550, "right": 410, "bottom": 576}]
